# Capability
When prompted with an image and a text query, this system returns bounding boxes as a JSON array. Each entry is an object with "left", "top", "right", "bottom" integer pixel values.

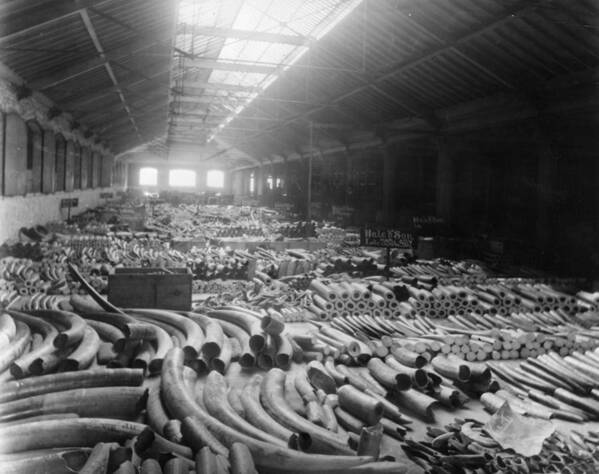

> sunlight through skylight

[{"left": 173, "top": 0, "right": 363, "bottom": 143}]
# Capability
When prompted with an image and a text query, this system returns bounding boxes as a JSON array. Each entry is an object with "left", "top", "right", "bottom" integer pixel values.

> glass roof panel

[{"left": 172, "top": 0, "right": 362, "bottom": 144}]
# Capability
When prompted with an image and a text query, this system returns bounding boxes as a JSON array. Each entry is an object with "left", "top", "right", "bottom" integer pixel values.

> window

[
  {"left": 206, "top": 169, "right": 224, "bottom": 188},
  {"left": 249, "top": 172, "right": 255, "bottom": 194},
  {"left": 266, "top": 175, "right": 273, "bottom": 190},
  {"left": 139, "top": 167, "right": 158, "bottom": 186},
  {"left": 169, "top": 169, "right": 196, "bottom": 187}
]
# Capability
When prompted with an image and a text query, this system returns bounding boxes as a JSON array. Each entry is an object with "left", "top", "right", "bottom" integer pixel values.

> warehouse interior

[{"left": 0, "top": 0, "right": 598, "bottom": 472}]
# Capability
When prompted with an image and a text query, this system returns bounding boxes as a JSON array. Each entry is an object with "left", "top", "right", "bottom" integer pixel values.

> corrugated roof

[
  {"left": 1, "top": 0, "right": 596, "bottom": 167},
  {"left": 0, "top": 0, "right": 177, "bottom": 153}
]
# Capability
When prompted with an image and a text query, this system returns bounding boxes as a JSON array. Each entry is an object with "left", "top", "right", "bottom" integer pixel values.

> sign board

[
  {"left": 413, "top": 216, "right": 444, "bottom": 229},
  {"left": 360, "top": 227, "right": 414, "bottom": 249},
  {"left": 60, "top": 198, "right": 79, "bottom": 208},
  {"left": 100, "top": 192, "right": 114, "bottom": 199}
]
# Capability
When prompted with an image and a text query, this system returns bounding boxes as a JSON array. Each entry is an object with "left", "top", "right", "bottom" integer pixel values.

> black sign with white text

[
  {"left": 360, "top": 227, "right": 414, "bottom": 249},
  {"left": 60, "top": 198, "right": 79, "bottom": 208}
]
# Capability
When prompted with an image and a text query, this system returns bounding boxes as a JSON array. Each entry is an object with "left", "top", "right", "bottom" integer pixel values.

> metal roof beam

[
  {"left": 185, "top": 59, "right": 277, "bottom": 74},
  {"left": 29, "top": 34, "right": 171, "bottom": 90},
  {"left": 79, "top": 9, "right": 140, "bottom": 141},
  {"left": 218, "top": 0, "right": 537, "bottom": 148},
  {"left": 176, "top": 25, "right": 308, "bottom": 45},
  {"left": 393, "top": 7, "right": 516, "bottom": 90},
  {"left": 181, "top": 81, "right": 259, "bottom": 92}
]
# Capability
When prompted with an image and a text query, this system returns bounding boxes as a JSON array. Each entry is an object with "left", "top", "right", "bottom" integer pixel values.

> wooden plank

[{"left": 108, "top": 268, "right": 191, "bottom": 311}]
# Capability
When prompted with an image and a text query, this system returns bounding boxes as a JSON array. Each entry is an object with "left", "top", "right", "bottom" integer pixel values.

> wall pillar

[
  {"left": 435, "top": 136, "right": 454, "bottom": 221},
  {"left": 343, "top": 149, "right": 351, "bottom": 206},
  {"left": 4, "top": 114, "right": 27, "bottom": 196},
  {"left": 283, "top": 156, "right": 291, "bottom": 199},
  {"left": 381, "top": 144, "right": 397, "bottom": 224},
  {"left": 64, "top": 140, "right": 75, "bottom": 192},
  {"left": 535, "top": 134, "right": 558, "bottom": 255},
  {"left": 42, "top": 130, "right": 56, "bottom": 193},
  {"left": 255, "top": 164, "right": 264, "bottom": 197},
  {"left": 231, "top": 170, "right": 243, "bottom": 196}
]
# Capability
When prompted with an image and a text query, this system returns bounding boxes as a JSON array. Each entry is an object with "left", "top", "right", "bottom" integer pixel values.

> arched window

[
  {"left": 169, "top": 169, "right": 196, "bottom": 187},
  {"left": 206, "top": 169, "right": 224, "bottom": 188},
  {"left": 54, "top": 134, "right": 66, "bottom": 192},
  {"left": 26, "top": 121, "right": 43, "bottom": 193},
  {"left": 139, "top": 167, "right": 158, "bottom": 186}
]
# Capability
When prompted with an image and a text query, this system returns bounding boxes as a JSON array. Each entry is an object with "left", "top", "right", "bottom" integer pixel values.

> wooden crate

[
  {"left": 171, "top": 238, "right": 207, "bottom": 252},
  {"left": 108, "top": 267, "right": 192, "bottom": 311}
]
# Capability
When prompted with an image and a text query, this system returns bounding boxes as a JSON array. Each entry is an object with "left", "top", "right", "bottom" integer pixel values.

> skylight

[{"left": 173, "top": 0, "right": 362, "bottom": 143}]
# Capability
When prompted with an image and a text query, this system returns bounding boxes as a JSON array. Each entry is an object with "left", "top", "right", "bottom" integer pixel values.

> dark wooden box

[
  {"left": 171, "top": 238, "right": 207, "bottom": 252},
  {"left": 108, "top": 267, "right": 192, "bottom": 311}
]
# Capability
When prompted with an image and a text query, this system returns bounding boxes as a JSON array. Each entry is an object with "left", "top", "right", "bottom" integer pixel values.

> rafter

[
  {"left": 29, "top": 35, "right": 171, "bottom": 90},
  {"left": 79, "top": 9, "right": 140, "bottom": 140},
  {"left": 0, "top": 0, "right": 112, "bottom": 43},
  {"left": 215, "top": 0, "right": 537, "bottom": 149}
]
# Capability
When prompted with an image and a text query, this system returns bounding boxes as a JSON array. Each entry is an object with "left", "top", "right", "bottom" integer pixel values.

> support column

[
  {"left": 157, "top": 165, "right": 169, "bottom": 189},
  {"left": 307, "top": 152, "right": 313, "bottom": 220},
  {"left": 596, "top": 159, "right": 599, "bottom": 240},
  {"left": 436, "top": 136, "right": 454, "bottom": 222},
  {"left": 255, "top": 164, "right": 264, "bottom": 197},
  {"left": 64, "top": 140, "right": 75, "bottom": 192},
  {"left": 535, "top": 134, "right": 558, "bottom": 256},
  {"left": 343, "top": 149, "right": 351, "bottom": 206},
  {"left": 42, "top": 130, "right": 56, "bottom": 193},
  {"left": 381, "top": 144, "right": 397, "bottom": 225},
  {"left": 283, "top": 156, "right": 290, "bottom": 198}
]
